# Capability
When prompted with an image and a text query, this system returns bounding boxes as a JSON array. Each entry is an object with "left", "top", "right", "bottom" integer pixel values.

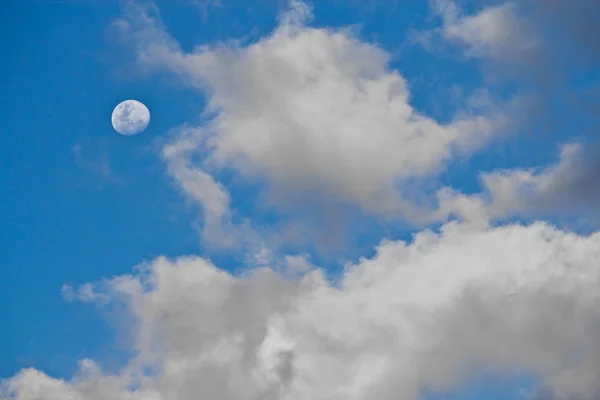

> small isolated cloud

[
  {"left": 480, "top": 141, "right": 600, "bottom": 219},
  {"left": 425, "top": 0, "right": 541, "bottom": 77},
  {"left": 62, "top": 283, "right": 110, "bottom": 305},
  {"left": 4, "top": 222, "right": 600, "bottom": 399},
  {"left": 423, "top": 0, "right": 600, "bottom": 83},
  {"left": 191, "top": 0, "right": 222, "bottom": 23},
  {"left": 72, "top": 144, "right": 116, "bottom": 182}
]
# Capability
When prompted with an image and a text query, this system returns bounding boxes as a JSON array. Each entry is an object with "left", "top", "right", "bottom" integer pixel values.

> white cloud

[
  {"left": 119, "top": 0, "right": 506, "bottom": 226},
  {"left": 161, "top": 125, "right": 235, "bottom": 248},
  {"left": 4, "top": 222, "right": 600, "bottom": 399},
  {"left": 438, "top": 141, "right": 600, "bottom": 224},
  {"left": 431, "top": 0, "right": 538, "bottom": 63},
  {"left": 420, "top": 0, "right": 600, "bottom": 224},
  {"left": 62, "top": 283, "right": 110, "bottom": 304},
  {"left": 431, "top": 0, "right": 600, "bottom": 73},
  {"left": 478, "top": 142, "right": 584, "bottom": 216}
]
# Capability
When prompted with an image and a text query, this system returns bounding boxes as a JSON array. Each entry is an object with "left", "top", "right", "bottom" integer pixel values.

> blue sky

[
  {"left": 2, "top": 1, "right": 201, "bottom": 378},
  {"left": 2, "top": 1, "right": 600, "bottom": 399}
]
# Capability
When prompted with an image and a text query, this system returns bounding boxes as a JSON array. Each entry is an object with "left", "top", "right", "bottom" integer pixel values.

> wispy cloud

[
  {"left": 72, "top": 143, "right": 118, "bottom": 182},
  {"left": 191, "top": 0, "right": 222, "bottom": 23}
]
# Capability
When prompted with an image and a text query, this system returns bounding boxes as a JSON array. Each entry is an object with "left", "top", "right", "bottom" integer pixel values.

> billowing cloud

[
  {"left": 480, "top": 141, "right": 600, "bottom": 219},
  {"left": 428, "top": 0, "right": 600, "bottom": 82},
  {"left": 118, "top": 0, "right": 505, "bottom": 230},
  {"left": 423, "top": 0, "right": 600, "bottom": 224},
  {"left": 123, "top": 0, "right": 600, "bottom": 236},
  {"left": 431, "top": 0, "right": 539, "bottom": 65},
  {"left": 437, "top": 141, "right": 600, "bottom": 225},
  {"left": 4, "top": 222, "right": 600, "bottom": 400}
]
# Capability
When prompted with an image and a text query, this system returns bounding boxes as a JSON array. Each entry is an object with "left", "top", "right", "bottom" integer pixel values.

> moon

[{"left": 111, "top": 100, "right": 150, "bottom": 136}]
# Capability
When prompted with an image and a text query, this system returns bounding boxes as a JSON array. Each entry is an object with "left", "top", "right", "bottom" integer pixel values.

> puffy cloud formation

[
  {"left": 430, "top": 0, "right": 600, "bottom": 81},
  {"left": 4, "top": 222, "right": 600, "bottom": 399},
  {"left": 124, "top": 0, "right": 600, "bottom": 235},
  {"left": 437, "top": 141, "right": 600, "bottom": 225},
  {"left": 432, "top": 0, "right": 538, "bottom": 63},
  {"left": 119, "top": 0, "right": 504, "bottom": 230},
  {"left": 426, "top": 0, "right": 600, "bottom": 225}
]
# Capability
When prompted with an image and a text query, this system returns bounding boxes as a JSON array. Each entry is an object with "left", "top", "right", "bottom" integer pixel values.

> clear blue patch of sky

[{"left": 423, "top": 370, "right": 536, "bottom": 400}]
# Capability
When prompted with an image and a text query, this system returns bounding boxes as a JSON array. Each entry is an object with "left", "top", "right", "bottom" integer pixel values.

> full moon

[{"left": 111, "top": 100, "right": 150, "bottom": 136}]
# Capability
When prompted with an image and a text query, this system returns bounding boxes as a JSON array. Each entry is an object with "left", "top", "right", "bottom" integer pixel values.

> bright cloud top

[
  {"left": 122, "top": 0, "right": 600, "bottom": 237},
  {"left": 5, "top": 222, "right": 600, "bottom": 400},
  {"left": 120, "top": 0, "right": 507, "bottom": 228}
]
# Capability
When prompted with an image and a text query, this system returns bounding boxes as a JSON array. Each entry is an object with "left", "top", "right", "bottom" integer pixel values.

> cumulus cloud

[
  {"left": 423, "top": 0, "right": 600, "bottom": 224},
  {"left": 161, "top": 124, "right": 284, "bottom": 264},
  {"left": 431, "top": 0, "right": 539, "bottom": 65},
  {"left": 427, "top": 0, "right": 600, "bottom": 82},
  {"left": 118, "top": 0, "right": 506, "bottom": 231},
  {"left": 480, "top": 142, "right": 600, "bottom": 219},
  {"left": 4, "top": 222, "right": 600, "bottom": 400},
  {"left": 119, "top": 0, "right": 600, "bottom": 237},
  {"left": 437, "top": 141, "right": 600, "bottom": 225}
]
